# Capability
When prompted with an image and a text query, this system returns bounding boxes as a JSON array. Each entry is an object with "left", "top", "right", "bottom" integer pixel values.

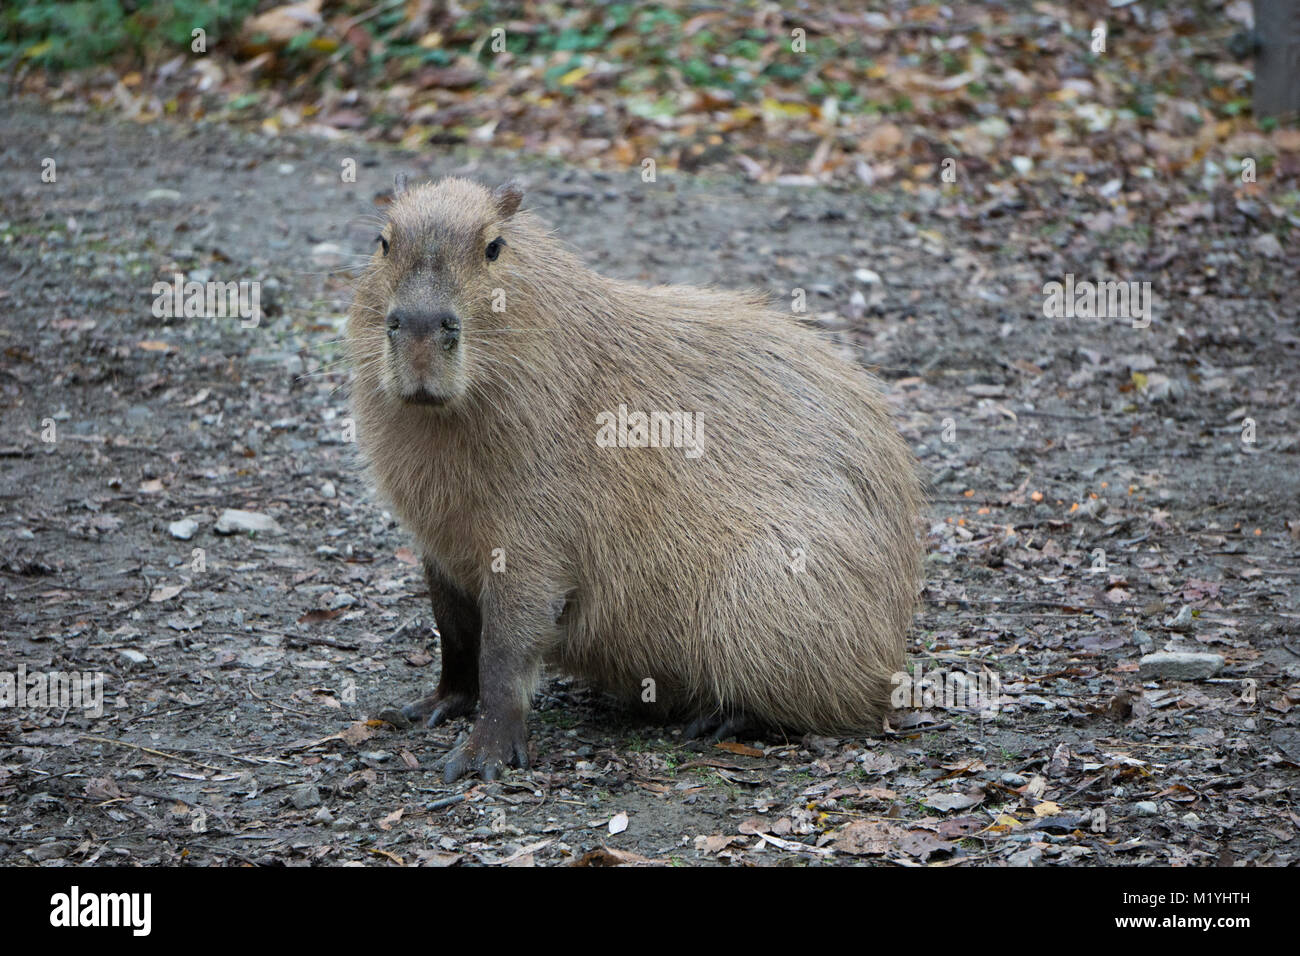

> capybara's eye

[
  {"left": 377, "top": 235, "right": 389, "bottom": 256},
  {"left": 485, "top": 236, "right": 505, "bottom": 261}
]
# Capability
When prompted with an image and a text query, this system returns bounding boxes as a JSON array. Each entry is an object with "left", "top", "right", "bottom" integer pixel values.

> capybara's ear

[
  {"left": 394, "top": 172, "right": 409, "bottom": 197},
  {"left": 492, "top": 180, "right": 524, "bottom": 219}
]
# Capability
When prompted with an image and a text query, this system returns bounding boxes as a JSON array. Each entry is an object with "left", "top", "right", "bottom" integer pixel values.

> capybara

[{"left": 346, "top": 176, "right": 922, "bottom": 781}]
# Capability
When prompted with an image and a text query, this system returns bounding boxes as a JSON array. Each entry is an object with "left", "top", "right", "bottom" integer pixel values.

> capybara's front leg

[
  {"left": 401, "top": 560, "right": 481, "bottom": 727},
  {"left": 441, "top": 588, "right": 549, "bottom": 783}
]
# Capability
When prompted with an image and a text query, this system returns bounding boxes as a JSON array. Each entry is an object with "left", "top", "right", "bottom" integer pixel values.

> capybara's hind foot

[
  {"left": 684, "top": 712, "right": 755, "bottom": 742},
  {"left": 400, "top": 689, "right": 477, "bottom": 728}
]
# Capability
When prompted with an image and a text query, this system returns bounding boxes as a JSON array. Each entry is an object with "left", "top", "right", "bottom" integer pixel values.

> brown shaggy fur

[{"left": 347, "top": 177, "right": 921, "bottom": 767}]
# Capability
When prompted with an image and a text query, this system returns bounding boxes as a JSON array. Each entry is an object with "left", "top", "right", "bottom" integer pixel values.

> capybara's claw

[
  {"left": 426, "top": 692, "right": 477, "bottom": 727},
  {"left": 442, "top": 725, "right": 530, "bottom": 783},
  {"left": 400, "top": 690, "right": 477, "bottom": 727}
]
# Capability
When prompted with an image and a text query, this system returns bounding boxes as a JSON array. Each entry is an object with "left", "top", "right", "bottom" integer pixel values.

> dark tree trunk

[{"left": 1253, "top": 0, "right": 1300, "bottom": 118}]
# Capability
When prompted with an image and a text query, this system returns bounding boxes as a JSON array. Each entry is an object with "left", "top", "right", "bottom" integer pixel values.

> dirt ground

[{"left": 1, "top": 99, "right": 1297, "bottom": 867}]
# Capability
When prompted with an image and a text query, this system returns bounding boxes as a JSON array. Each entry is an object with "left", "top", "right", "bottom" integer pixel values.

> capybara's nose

[{"left": 388, "top": 310, "right": 460, "bottom": 351}]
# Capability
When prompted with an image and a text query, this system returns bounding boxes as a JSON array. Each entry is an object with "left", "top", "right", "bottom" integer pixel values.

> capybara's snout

[
  {"left": 387, "top": 308, "right": 461, "bottom": 352},
  {"left": 386, "top": 307, "right": 462, "bottom": 404}
]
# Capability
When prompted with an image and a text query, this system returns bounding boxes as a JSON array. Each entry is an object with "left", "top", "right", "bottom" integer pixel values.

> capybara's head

[{"left": 352, "top": 176, "right": 524, "bottom": 409}]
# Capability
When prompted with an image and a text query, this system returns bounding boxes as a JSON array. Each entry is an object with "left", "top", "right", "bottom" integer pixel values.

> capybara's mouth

[{"left": 401, "top": 388, "right": 450, "bottom": 407}]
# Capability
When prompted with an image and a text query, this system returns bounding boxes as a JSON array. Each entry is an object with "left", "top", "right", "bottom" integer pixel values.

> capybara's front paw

[
  {"left": 442, "top": 720, "right": 530, "bottom": 783},
  {"left": 401, "top": 689, "right": 477, "bottom": 728}
]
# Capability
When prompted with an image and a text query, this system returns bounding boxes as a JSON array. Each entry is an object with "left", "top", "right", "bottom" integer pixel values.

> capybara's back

[
  {"left": 347, "top": 177, "right": 922, "bottom": 780},
  {"left": 549, "top": 282, "right": 922, "bottom": 733}
]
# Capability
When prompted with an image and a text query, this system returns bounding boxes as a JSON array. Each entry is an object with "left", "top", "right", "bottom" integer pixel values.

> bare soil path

[{"left": 1, "top": 101, "right": 1297, "bottom": 866}]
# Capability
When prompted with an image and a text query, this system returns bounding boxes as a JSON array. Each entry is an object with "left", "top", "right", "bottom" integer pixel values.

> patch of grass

[
  {"left": 538, "top": 709, "right": 579, "bottom": 729},
  {"left": 1, "top": 0, "right": 259, "bottom": 70}
]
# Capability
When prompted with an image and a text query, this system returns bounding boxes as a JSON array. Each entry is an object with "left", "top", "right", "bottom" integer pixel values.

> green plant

[{"left": 2, "top": 0, "right": 259, "bottom": 70}]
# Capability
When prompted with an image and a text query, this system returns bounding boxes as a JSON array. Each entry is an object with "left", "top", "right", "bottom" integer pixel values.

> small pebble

[
  {"left": 215, "top": 509, "right": 284, "bottom": 536},
  {"left": 1008, "top": 847, "right": 1042, "bottom": 867},
  {"left": 29, "top": 842, "right": 69, "bottom": 862},
  {"left": 290, "top": 785, "right": 322, "bottom": 810},
  {"left": 1139, "top": 651, "right": 1223, "bottom": 681}
]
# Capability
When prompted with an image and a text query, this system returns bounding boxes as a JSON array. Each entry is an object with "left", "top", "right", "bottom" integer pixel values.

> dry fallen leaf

[
  {"left": 242, "top": 0, "right": 323, "bottom": 45},
  {"left": 715, "top": 740, "right": 764, "bottom": 757},
  {"left": 339, "top": 720, "right": 378, "bottom": 747},
  {"left": 923, "top": 791, "right": 983, "bottom": 813},
  {"left": 834, "top": 820, "right": 912, "bottom": 855},
  {"left": 693, "top": 834, "right": 744, "bottom": 854},
  {"left": 297, "top": 608, "right": 341, "bottom": 624},
  {"left": 897, "top": 829, "right": 954, "bottom": 862},
  {"left": 84, "top": 777, "right": 123, "bottom": 801},
  {"left": 572, "top": 846, "right": 662, "bottom": 867}
]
